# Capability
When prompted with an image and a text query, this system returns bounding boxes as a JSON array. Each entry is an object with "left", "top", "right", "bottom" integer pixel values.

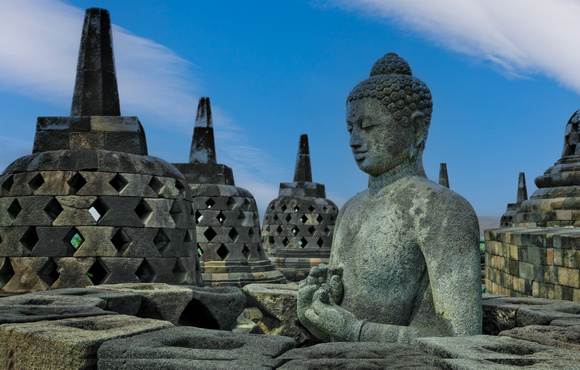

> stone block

[
  {"left": 75, "top": 171, "right": 118, "bottom": 196},
  {"left": 28, "top": 287, "right": 142, "bottom": 315},
  {"left": 500, "top": 324, "right": 580, "bottom": 351},
  {"left": 0, "top": 227, "right": 34, "bottom": 256},
  {"left": 53, "top": 195, "right": 97, "bottom": 226},
  {"left": 98, "top": 196, "right": 144, "bottom": 227},
  {"left": 52, "top": 257, "right": 96, "bottom": 288},
  {"left": 277, "top": 342, "right": 439, "bottom": 369},
  {"left": 104, "top": 131, "right": 145, "bottom": 154},
  {"left": 114, "top": 173, "right": 156, "bottom": 197},
  {"left": 142, "top": 198, "right": 175, "bottom": 228},
  {"left": 414, "top": 335, "right": 580, "bottom": 369},
  {"left": 179, "top": 286, "right": 246, "bottom": 330},
  {"left": 54, "top": 150, "right": 99, "bottom": 172},
  {"left": 74, "top": 226, "right": 118, "bottom": 257},
  {"left": 0, "top": 300, "right": 114, "bottom": 324},
  {"left": 0, "top": 315, "right": 172, "bottom": 370},
  {"left": 120, "top": 227, "right": 161, "bottom": 257},
  {"left": 32, "top": 171, "right": 75, "bottom": 195},
  {"left": 31, "top": 227, "right": 72, "bottom": 257},
  {"left": 1, "top": 257, "right": 52, "bottom": 293},
  {"left": 243, "top": 283, "right": 319, "bottom": 346},
  {"left": 11, "top": 196, "right": 54, "bottom": 226},
  {"left": 88, "top": 283, "right": 193, "bottom": 324},
  {"left": 69, "top": 131, "right": 106, "bottom": 150},
  {"left": 97, "top": 258, "right": 143, "bottom": 285},
  {"left": 97, "top": 326, "right": 295, "bottom": 369}
]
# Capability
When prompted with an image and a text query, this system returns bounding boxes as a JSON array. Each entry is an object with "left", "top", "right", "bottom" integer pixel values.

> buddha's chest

[{"left": 330, "top": 194, "right": 428, "bottom": 322}]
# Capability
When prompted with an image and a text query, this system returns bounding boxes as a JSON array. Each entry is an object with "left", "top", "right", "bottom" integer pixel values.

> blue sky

[{"left": 1, "top": 0, "right": 579, "bottom": 224}]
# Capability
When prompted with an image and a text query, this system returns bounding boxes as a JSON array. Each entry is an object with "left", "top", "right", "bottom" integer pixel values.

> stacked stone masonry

[
  {"left": 191, "top": 183, "right": 283, "bottom": 286},
  {"left": 485, "top": 228, "right": 580, "bottom": 301},
  {"left": 262, "top": 197, "right": 337, "bottom": 281},
  {"left": 0, "top": 164, "right": 199, "bottom": 293}
]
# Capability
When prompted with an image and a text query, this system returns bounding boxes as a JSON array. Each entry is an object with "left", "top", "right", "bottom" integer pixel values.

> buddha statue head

[{"left": 346, "top": 53, "right": 433, "bottom": 177}]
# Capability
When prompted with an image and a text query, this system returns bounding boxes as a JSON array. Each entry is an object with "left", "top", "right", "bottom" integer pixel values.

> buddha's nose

[{"left": 350, "top": 129, "right": 362, "bottom": 149}]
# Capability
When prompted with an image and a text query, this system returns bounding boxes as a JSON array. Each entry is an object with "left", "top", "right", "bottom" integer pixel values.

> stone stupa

[
  {"left": 261, "top": 134, "right": 338, "bottom": 281},
  {"left": 499, "top": 172, "right": 528, "bottom": 228},
  {"left": 486, "top": 109, "right": 580, "bottom": 300},
  {"left": 173, "top": 97, "right": 285, "bottom": 287},
  {"left": 0, "top": 8, "right": 201, "bottom": 293},
  {"left": 439, "top": 163, "right": 449, "bottom": 188}
]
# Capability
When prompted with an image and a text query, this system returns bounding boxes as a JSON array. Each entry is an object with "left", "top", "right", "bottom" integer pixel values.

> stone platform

[{"left": 2, "top": 285, "right": 580, "bottom": 369}]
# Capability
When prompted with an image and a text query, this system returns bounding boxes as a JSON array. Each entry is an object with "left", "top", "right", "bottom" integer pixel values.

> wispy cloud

[
  {"left": 327, "top": 0, "right": 580, "bottom": 91},
  {"left": 0, "top": 0, "right": 198, "bottom": 125}
]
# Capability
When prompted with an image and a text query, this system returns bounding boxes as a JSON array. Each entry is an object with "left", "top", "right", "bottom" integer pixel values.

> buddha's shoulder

[{"left": 380, "top": 176, "right": 477, "bottom": 215}]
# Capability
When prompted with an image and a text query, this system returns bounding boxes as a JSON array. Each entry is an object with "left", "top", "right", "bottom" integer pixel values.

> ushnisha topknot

[{"left": 347, "top": 53, "right": 433, "bottom": 128}]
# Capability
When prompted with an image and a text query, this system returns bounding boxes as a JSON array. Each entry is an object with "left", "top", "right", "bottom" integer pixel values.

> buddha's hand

[
  {"left": 327, "top": 265, "right": 344, "bottom": 305},
  {"left": 298, "top": 264, "right": 331, "bottom": 341},
  {"left": 304, "top": 284, "right": 362, "bottom": 342}
]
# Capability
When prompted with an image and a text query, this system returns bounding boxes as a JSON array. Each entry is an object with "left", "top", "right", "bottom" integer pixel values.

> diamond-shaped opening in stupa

[
  {"left": 217, "top": 244, "right": 229, "bottom": 260},
  {"left": 87, "top": 258, "right": 110, "bottom": 285},
  {"left": 67, "top": 172, "right": 87, "bottom": 194},
  {"left": 109, "top": 174, "right": 128, "bottom": 193},
  {"left": 89, "top": 198, "right": 108, "bottom": 222},
  {"left": 136, "top": 259, "right": 155, "bottom": 283},
  {"left": 38, "top": 258, "right": 59, "bottom": 287},
  {"left": 111, "top": 227, "right": 131, "bottom": 253},
  {"left": 28, "top": 173, "right": 45, "bottom": 193},
  {"left": 43, "top": 197, "right": 63, "bottom": 221}
]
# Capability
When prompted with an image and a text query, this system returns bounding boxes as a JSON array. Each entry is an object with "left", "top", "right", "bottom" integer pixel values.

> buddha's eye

[{"left": 361, "top": 119, "right": 376, "bottom": 130}]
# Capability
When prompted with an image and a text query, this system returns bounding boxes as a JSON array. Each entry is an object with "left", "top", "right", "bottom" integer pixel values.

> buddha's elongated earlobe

[{"left": 409, "top": 111, "right": 425, "bottom": 160}]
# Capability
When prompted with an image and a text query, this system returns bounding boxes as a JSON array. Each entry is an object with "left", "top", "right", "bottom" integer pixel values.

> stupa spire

[
  {"left": 189, "top": 97, "right": 217, "bottom": 164},
  {"left": 517, "top": 172, "right": 528, "bottom": 204},
  {"left": 293, "top": 134, "right": 312, "bottom": 182},
  {"left": 438, "top": 163, "right": 449, "bottom": 188},
  {"left": 71, "top": 8, "right": 120, "bottom": 116}
]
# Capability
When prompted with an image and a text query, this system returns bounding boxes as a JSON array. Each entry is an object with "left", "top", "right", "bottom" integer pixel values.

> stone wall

[{"left": 485, "top": 227, "right": 580, "bottom": 301}]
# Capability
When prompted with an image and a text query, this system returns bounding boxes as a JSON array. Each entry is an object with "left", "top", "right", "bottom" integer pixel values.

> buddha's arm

[{"left": 417, "top": 194, "right": 482, "bottom": 336}]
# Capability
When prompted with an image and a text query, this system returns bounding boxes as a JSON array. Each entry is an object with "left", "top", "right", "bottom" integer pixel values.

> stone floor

[{"left": 1, "top": 284, "right": 580, "bottom": 369}]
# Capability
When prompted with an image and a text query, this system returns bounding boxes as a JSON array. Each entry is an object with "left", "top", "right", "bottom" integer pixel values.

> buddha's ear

[{"left": 411, "top": 111, "right": 425, "bottom": 148}]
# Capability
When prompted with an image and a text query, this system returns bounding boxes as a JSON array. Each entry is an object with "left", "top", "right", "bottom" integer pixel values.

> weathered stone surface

[
  {"left": 244, "top": 283, "right": 318, "bottom": 346},
  {"left": 97, "top": 326, "right": 296, "bottom": 369},
  {"left": 88, "top": 283, "right": 193, "bottom": 324},
  {"left": 0, "top": 293, "right": 106, "bottom": 308},
  {"left": 27, "top": 287, "right": 142, "bottom": 315},
  {"left": 179, "top": 285, "right": 246, "bottom": 330},
  {"left": 298, "top": 53, "right": 481, "bottom": 343},
  {"left": 277, "top": 342, "right": 439, "bottom": 369},
  {"left": 0, "top": 304, "right": 114, "bottom": 324},
  {"left": 499, "top": 324, "right": 580, "bottom": 351},
  {"left": 482, "top": 295, "right": 580, "bottom": 334},
  {"left": 415, "top": 335, "right": 580, "bottom": 369},
  {"left": 0, "top": 315, "right": 172, "bottom": 370}
]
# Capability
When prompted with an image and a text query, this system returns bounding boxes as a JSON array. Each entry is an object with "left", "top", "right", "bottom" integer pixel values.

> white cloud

[{"left": 328, "top": 0, "right": 580, "bottom": 92}]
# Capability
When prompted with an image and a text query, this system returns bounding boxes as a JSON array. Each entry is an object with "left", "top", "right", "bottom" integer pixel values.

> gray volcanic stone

[
  {"left": 0, "top": 315, "right": 172, "bottom": 370},
  {"left": 297, "top": 53, "right": 481, "bottom": 343},
  {"left": 27, "top": 287, "right": 142, "bottom": 315},
  {"left": 244, "top": 283, "right": 318, "bottom": 346},
  {"left": 179, "top": 285, "right": 246, "bottom": 330},
  {"left": 0, "top": 293, "right": 106, "bottom": 308},
  {"left": 499, "top": 324, "right": 580, "bottom": 351},
  {"left": 97, "top": 326, "right": 296, "bottom": 369},
  {"left": 88, "top": 283, "right": 193, "bottom": 324},
  {"left": 277, "top": 342, "right": 439, "bottom": 369},
  {"left": 482, "top": 295, "right": 580, "bottom": 334},
  {"left": 414, "top": 335, "right": 580, "bottom": 369},
  {"left": 0, "top": 304, "right": 114, "bottom": 324}
]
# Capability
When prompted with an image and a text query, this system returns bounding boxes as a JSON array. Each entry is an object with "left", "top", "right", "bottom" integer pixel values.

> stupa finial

[
  {"left": 517, "top": 172, "right": 528, "bottom": 204},
  {"left": 438, "top": 163, "right": 449, "bottom": 188},
  {"left": 189, "top": 97, "right": 216, "bottom": 164},
  {"left": 71, "top": 8, "right": 120, "bottom": 116},
  {"left": 293, "top": 134, "right": 312, "bottom": 182}
]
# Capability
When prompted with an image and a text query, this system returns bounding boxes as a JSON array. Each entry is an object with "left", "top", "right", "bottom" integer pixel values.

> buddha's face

[{"left": 347, "top": 98, "right": 417, "bottom": 176}]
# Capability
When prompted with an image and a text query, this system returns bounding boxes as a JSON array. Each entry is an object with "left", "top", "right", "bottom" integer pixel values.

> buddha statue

[{"left": 297, "top": 53, "right": 482, "bottom": 343}]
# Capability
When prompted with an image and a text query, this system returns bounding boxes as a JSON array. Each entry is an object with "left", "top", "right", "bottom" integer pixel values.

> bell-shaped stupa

[
  {"left": 261, "top": 134, "right": 338, "bottom": 281},
  {"left": 0, "top": 8, "right": 201, "bottom": 293},
  {"left": 486, "top": 110, "right": 580, "bottom": 300},
  {"left": 173, "top": 97, "right": 285, "bottom": 287}
]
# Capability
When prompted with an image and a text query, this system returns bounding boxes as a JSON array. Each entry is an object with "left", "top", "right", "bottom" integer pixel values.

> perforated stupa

[
  {"left": 261, "top": 134, "right": 338, "bottom": 281},
  {"left": 0, "top": 8, "right": 201, "bottom": 293},
  {"left": 173, "top": 97, "right": 285, "bottom": 287}
]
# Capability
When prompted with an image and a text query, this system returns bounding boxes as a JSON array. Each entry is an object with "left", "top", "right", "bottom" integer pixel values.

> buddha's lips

[{"left": 353, "top": 151, "right": 367, "bottom": 160}]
